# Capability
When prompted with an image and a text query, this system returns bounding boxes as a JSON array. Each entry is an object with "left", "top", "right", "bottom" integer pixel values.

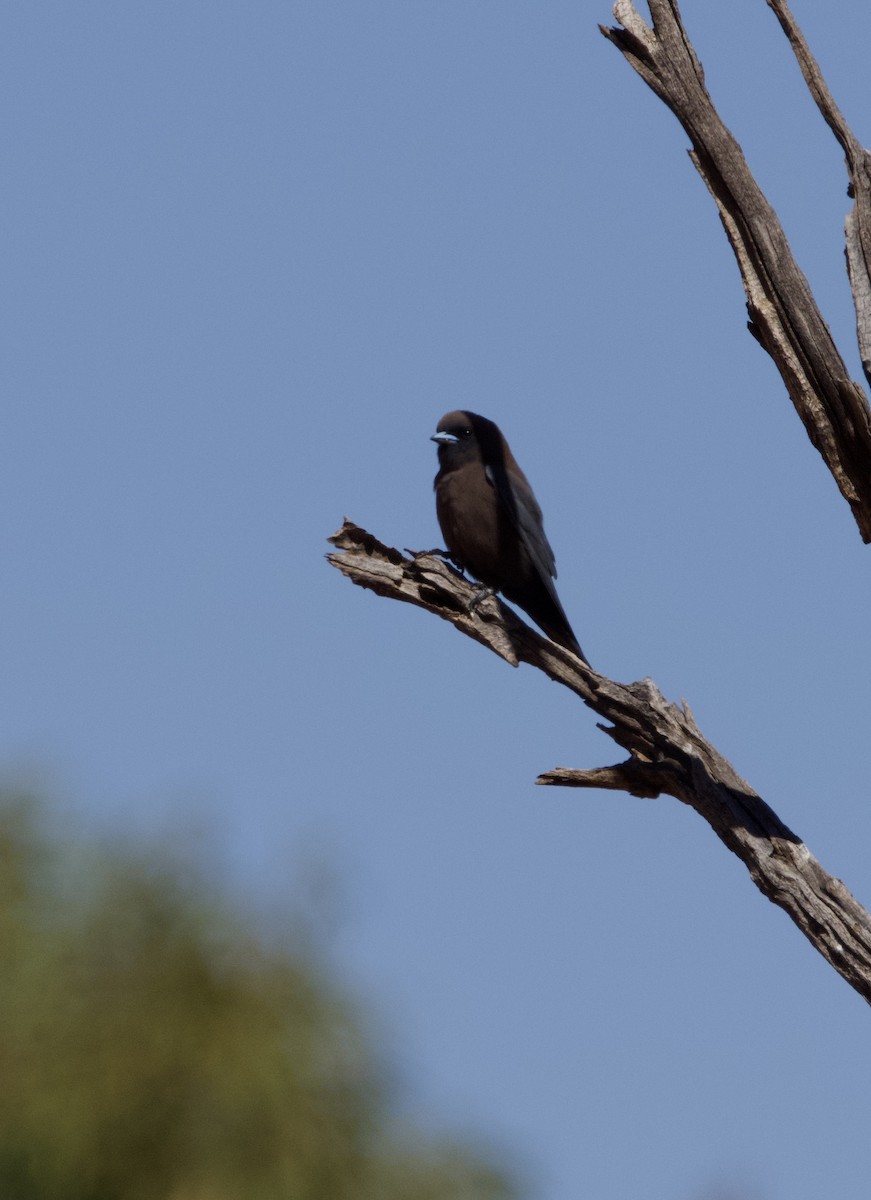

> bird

[{"left": 431, "top": 410, "right": 588, "bottom": 664}]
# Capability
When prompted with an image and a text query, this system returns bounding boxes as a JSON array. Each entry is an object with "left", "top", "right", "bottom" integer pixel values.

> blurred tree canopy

[{"left": 0, "top": 793, "right": 520, "bottom": 1200}]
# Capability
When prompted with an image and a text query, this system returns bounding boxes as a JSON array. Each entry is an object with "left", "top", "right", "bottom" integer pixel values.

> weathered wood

[
  {"left": 328, "top": 520, "right": 871, "bottom": 1005},
  {"left": 766, "top": 0, "right": 871, "bottom": 388},
  {"left": 602, "top": 1, "right": 871, "bottom": 540}
]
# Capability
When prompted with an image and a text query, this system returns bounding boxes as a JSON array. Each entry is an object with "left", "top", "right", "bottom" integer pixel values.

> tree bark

[
  {"left": 601, "top": 0, "right": 871, "bottom": 540},
  {"left": 328, "top": 3, "right": 871, "bottom": 1007},
  {"left": 327, "top": 520, "right": 871, "bottom": 1006},
  {"left": 766, "top": 0, "right": 871, "bottom": 390}
]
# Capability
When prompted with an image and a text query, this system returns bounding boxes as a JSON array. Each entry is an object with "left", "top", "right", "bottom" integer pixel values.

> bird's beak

[{"left": 431, "top": 431, "right": 458, "bottom": 445}]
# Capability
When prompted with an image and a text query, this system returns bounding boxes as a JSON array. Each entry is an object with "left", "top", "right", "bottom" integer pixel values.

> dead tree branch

[
  {"left": 766, "top": 0, "right": 871, "bottom": 390},
  {"left": 601, "top": 0, "right": 871, "bottom": 541},
  {"left": 328, "top": 520, "right": 871, "bottom": 1005}
]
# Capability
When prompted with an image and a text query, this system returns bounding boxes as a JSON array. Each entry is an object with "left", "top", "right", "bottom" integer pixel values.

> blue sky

[{"left": 2, "top": 2, "right": 870, "bottom": 1197}]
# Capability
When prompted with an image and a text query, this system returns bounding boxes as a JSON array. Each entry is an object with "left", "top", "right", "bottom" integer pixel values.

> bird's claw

[
  {"left": 405, "top": 548, "right": 470, "bottom": 583},
  {"left": 467, "top": 585, "right": 496, "bottom": 614},
  {"left": 405, "top": 546, "right": 453, "bottom": 560}
]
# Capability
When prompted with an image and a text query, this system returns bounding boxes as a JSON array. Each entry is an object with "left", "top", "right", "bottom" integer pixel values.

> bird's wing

[{"left": 485, "top": 462, "right": 559, "bottom": 585}]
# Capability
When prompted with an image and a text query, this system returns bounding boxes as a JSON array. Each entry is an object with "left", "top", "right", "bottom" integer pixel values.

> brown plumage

[{"left": 432, "top": 410, "right": 588, "bottom": 664}]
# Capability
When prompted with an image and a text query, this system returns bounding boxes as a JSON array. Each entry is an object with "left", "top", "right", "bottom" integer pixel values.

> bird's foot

[
  {"left": 405, "top": 547, "right": 469, "bottom": 581},
  {"left": 467, "top": 585, "right": 496, "bottom": 614},
  {"left": 405, "top": 546, "right": 453, "bottom": 560}
]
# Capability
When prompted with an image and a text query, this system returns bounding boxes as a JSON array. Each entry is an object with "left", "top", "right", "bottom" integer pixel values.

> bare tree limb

[
  {"left": 601, "top": 1, "right": 871, "bottom": 541},
  {"left": 766, "top": 0, "right": 871, "bottom": 388},
  {"left": 328, "top": 520, "right": 871, "bottom": 1005}
]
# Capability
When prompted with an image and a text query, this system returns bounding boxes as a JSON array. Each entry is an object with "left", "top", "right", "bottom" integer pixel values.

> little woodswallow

[{"left": 432, "top": 411, "right": 588, "bottom": 664}]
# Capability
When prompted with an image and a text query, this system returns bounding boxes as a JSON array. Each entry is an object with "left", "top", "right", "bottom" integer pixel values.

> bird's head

[{"left": 432, "top": 411, "right": 503, "bottom": 470}]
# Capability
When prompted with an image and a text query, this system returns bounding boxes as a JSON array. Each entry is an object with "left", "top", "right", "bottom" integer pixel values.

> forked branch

[
  {"left": 766, "top": 0, "right": 871, "bottom": 389},
  {"left": 602, "top": 0, "right": 871, "bottom": 540},
  {"left": 328, "top": 520, "right": 871, "bottom": 1004}
]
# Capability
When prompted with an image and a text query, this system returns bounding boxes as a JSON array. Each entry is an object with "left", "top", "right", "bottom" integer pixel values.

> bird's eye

[{"left": 461, "top": 428, "right": 472, "bottom": 438}]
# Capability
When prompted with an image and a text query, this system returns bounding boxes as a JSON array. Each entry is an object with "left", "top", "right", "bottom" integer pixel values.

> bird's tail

[{"left": 543, "top": 619, "right": 589, "bottom": 666}]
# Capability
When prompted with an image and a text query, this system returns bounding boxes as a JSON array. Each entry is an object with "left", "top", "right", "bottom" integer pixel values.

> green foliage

[{"left": 0, "top": 794, "right": 520, "bottom": 1200}]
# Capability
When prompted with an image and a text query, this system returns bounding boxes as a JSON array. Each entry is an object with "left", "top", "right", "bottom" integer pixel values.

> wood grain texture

[
  {"left": 602, "top": 0, "right": 871, "bottom": 540},
  {"left": 327, "top": 520, "right": 871, "bottom": 1005}
]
